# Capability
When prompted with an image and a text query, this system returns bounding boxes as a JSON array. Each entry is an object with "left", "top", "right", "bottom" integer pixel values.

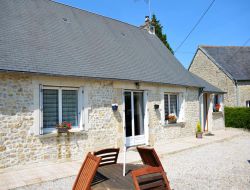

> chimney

[{"left": 140, "top": 16, "right": 155, "bottom": 35}]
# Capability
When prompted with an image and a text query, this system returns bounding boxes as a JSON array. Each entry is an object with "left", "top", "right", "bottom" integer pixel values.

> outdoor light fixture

[
  {"left": 135, "top": 82, "right": 140, "bottom": 89},
  {"left": 154, "top": 104, "right": 159, "bottom": 110},
  {"left": 112, "top": 103, "right": 118, "bottom": 111}
]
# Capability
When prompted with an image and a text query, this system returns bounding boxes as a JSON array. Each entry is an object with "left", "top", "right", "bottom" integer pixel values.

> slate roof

[
  {"left": 0, "top": 0, "right": 222, "bottom": 93},
  {"left": 200, "top": 46, "right": 250, "bottom": 81}
]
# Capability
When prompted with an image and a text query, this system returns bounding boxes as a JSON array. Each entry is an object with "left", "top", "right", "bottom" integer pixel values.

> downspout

[
  {"left": 198, "top": 88, "right": 204, "bottom": 130},
  {"left": 235, "top": 80, "right": 239, "bottom": 106}
]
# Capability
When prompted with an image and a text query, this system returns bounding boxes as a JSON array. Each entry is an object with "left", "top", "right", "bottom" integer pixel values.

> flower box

[
  {"left": 56, "top": 121, "right": 72, "bottom": 133},
  {"left": 57, "top": 127, "right": 70, "bottom": 133},
  {"left": 168, "top": 119, "right": 177, "bottom": 124}
]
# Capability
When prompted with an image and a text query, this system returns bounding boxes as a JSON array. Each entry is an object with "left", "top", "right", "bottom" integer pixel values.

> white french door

[{"left": 124, "top": 91, "right": 146, "bottom": 147}]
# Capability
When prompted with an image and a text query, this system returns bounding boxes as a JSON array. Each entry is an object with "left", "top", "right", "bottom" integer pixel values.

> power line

[
  {"left": 174, "top": 0, "right": 216, "bottom": 53},
  {"left": 175, "top": 51, "right": 195, "bottom": 54}
]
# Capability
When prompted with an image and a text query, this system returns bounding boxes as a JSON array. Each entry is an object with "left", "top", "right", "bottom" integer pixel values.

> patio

[{"left": 0, "top": 128, "right": 245, "bottom": 190}]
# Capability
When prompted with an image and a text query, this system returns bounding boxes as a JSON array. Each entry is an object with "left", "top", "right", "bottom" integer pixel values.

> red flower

[{"left": 215, "top": 104, "right": 220, "bottom": 111}]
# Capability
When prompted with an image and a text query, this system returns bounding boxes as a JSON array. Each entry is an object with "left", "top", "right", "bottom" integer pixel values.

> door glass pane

[
  {"left": 164, "top": 94, "right": 169, "bottom": 120},
  {"left": 43, "top": 89, "right": 58, "bottom": 128},
  {"left": 125, "top": 92, "right": 132, "bottom": 137},
  {"left": 134, "top": 92, "right": 144, "bottom": 136},
  {"left": 170, "top": 94, "right": 177, "bottom": 115},
  {"left": 62, "top": 90, "right": 78, "bottom": 127}
]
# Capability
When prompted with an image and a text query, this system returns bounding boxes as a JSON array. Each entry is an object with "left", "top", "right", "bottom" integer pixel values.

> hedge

[{"left": 224, "top": 107, "right": 250, "bottom": 130}]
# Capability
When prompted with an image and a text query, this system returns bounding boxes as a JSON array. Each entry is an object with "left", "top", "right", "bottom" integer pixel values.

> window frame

[
  {"left": 164, "top": 93, "right": 179, "bottom": 122},
  {"left": 42, "top": 86, "right": 80, "bottom": 134},
  {"left": 213, "top": 94, "right": 222, "bottom": 112}
]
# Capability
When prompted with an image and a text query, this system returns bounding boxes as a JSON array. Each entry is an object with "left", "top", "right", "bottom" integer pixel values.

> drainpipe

[
  {"left": 198, "top": 88, "right": 204, "bottom": 130},
  {"left": 235, "top": 80, "right": 239, "bottom": 106}
]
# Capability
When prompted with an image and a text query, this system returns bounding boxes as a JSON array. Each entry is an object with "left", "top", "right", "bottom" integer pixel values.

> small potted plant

[
  {"left": 56, "top": 121, "right": 72, "bottom": 133},
  {"left": 215, "top": 103, "right": 220, "bottom": 112},
  {"left": 196, "top": 121, "right": 202, "bottom": 138},
  {"left": 166, "top": 113, "right": 177, "bottom": 124}
]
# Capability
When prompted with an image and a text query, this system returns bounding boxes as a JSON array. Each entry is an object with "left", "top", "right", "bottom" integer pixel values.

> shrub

[{"left": 224, "top": 107, "right": 250, "bottom": 130}]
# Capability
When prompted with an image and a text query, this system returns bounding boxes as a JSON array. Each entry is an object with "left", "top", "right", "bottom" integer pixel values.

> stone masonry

[
  {"left": 238, "top": 83, "right": 250, "bottom": 106},
  {"left": 189, "top": 49, "right": 236, "bottom": 107},
  {"left": 0, "top": 73, "right": 200, "bottom": 169}
]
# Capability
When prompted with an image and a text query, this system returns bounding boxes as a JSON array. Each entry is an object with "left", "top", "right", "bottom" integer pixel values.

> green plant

[
  {"left": 196, "top": 121, "right": 202, "bottom": 133},
  {"left": 225, "top": 107, "right": 250, "bottom": 130}
]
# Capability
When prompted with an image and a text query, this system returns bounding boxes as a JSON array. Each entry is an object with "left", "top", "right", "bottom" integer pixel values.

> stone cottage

[
  {"left": 0, "top": 0, "right": 223, "bottom": 169},
  {"left": 189, "top": 45, "right": 250, "bottom": 107}
]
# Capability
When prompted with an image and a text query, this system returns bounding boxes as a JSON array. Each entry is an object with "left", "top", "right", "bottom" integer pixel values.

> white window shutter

[
  {"left": 143, "top": 91, "right": 149, "bottom": 145},
  {"left": 122, "top": 90, "right": 126, "bottom": 146},
  {"left": 178, "top": 93, "right": 185, "bottom": 122},
  {"left": 39, "top": 84, "right": 43, "bottom": 135},
  {"left": 78, "top": 87, "right": 85, "bottom": 130},
  {"left": 83, "top": 86, "right": 90, "bottom": 130},
  {"left": 160, "top": 92, "right": 165, "bottom": 125}
]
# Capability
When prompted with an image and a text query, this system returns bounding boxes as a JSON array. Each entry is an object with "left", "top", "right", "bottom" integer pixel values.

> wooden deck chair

[
  {"left": 137, "top": 147, "right": 164, "bottom": 170},
  {"left": 72, "top": 152, "right": 101, "bottom": 190},
  {"left": 131, "top": 166, "right": 171, "bottom": 190},
  {"left": 93, "top": 148, "right": 120, "bottom": 167}
]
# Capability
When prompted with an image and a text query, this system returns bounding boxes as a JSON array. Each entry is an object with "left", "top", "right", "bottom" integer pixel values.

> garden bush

[{"left": 224, "top": 107, "right": 250, "bottom": 130}]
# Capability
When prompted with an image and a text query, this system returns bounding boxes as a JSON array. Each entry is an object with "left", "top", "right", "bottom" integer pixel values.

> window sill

[
  {"left": 37, "top": 129, "right": 86, "bottom": 139},
  {"left": 163, "top": 122, "right": 186, "bottom": 128},
  {"left": 212, "top": 111, "right": 223, "bottom": 115}
]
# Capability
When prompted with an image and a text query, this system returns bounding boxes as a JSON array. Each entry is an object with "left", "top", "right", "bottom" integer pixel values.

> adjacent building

[{"left": 189, "top": 45, "right": 250, "bottom": 107}]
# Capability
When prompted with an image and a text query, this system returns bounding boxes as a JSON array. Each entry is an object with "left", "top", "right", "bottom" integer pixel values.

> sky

[{"left": 54, "top": 0, "right": 250, "bottom": 68}]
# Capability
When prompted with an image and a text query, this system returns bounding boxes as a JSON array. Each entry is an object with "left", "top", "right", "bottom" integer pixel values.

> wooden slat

[
  {"left": 138, "top": 174, "right": 163, "bottom": 184},
  {"left": 94, "top": 148, "right": 119, "bottom": 155},
  {"left": 97, "top": 154, "right": 117, "bottom": 158},
  {"left": 140, "top": 179, "right": 165, "bottom": 190}
]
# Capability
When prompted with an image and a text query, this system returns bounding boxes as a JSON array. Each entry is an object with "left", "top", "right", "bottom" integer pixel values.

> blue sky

[{"left": 54, "top": 0, "right": 250, "bottom": 68}]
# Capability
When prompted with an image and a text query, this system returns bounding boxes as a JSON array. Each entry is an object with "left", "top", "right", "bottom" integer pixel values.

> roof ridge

[
  {"left": 199, "top": 45, "right": 250, "bottom": 48},
  {"left": 50, "top": 0, "right": 141, "bottom": 30}
]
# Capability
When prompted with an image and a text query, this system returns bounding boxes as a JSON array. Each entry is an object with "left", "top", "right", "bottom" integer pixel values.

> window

[
  {"left": 246, "top": 100, "right": 250, "bottom": 107},
  {"left": 42, "top": 87, "right": 80, "bottom": 133},
  {"left": 164, "top": 94, "right": 178, "bottom": 122}
]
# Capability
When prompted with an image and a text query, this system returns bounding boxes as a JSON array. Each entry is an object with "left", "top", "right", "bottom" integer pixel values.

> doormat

[{"left": 204, "top": 132, "right": 215, "bottom": 136}]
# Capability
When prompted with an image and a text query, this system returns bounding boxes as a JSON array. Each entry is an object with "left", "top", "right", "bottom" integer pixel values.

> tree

[{"left": 151, "top": 14, "right": 174, "bottom": 54}]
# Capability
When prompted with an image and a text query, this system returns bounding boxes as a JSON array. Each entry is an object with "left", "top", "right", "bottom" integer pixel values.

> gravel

[{"left": 164, "top": 133, "right": 250, "bottom": 190}]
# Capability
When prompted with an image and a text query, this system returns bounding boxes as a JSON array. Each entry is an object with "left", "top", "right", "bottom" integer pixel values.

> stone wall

[
  {"left": 189, "top": 49, "right": 237, "bottom": 107},
  {"left": 0, "top": 73, "right": 200, "bottom": 169},
  {"left": 212, "top": 112, "right": 225, "bottom": 130},
  {"left": 149, "top": 87, "right": 199, "bottom": 145},
  {"left": 238, "top": 83, "right": 250, "bottom": 107},
  {"left": 0, "top": 73, "right": 123, "bottom": 169}
]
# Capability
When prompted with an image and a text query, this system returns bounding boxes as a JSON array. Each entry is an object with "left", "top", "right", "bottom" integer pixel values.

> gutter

[
  {"left": 235, "top": 80, "right": 239, "bottom": 106},
  {"left": 0, "top": 69, "right": 204, "bottom": 89}
]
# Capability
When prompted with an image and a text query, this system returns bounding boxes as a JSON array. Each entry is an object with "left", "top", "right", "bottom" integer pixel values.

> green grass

[{"left": 224, "top": 107, "right": 250, "bottom": 130}]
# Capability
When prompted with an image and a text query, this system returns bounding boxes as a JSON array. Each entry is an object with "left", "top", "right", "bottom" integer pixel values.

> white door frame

[{"left": 123, "top": 90, "right": 147, "bottom": 147}]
